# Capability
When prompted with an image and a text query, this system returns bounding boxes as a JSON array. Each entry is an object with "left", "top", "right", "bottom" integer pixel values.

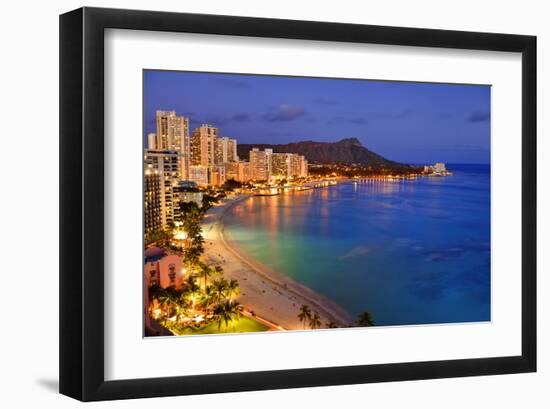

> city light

[
  {"left": 144, "top": 106, "right": 453, "bottom": 337},
  {"left": 174, "top": 230, "right": 187, "bottom": 240}
]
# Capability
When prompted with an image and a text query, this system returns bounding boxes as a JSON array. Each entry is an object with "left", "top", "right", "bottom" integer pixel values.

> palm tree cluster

[
  {"left": 297, "top": 305, "right": 376, "bottom": 330},
  {"left": 297, "top": 304, "right": 322, "bottom": 330},
  {"left": 147, "top": 191, "right": 244, "bottom": 334},
  {"left": 144, "top": 228, "right": 173, "bottom": 248},
  {"left": 356, "top": 310, "right": 375, "bottom": 327},
  {"left": 178, "top": 202, "right": 205, "bottom": 266},
  {"left": 149, "top": 269, "right": 242, "bottom": 333}
]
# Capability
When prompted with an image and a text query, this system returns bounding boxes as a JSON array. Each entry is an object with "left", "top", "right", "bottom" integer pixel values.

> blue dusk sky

[{"left": 144, "top": 70, "right": 491, "bottom": 164}]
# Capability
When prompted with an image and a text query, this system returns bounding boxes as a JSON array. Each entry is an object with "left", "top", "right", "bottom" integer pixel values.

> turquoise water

[{"left": 223, "top": 164, "right": 490, "bottom": 326}]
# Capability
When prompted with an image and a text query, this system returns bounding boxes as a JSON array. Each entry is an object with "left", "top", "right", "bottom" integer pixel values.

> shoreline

[{"left": 201, "top": 194, "right": 354, "bottom": 330}]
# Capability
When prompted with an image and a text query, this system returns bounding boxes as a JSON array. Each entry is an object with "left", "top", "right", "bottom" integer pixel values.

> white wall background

[{"left": 0, "top": 0, "right": 546, "bottom": 407}]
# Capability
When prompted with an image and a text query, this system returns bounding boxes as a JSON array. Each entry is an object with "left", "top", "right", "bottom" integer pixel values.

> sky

[{"left": 144, "top": 70, "right": 491, "bottom": 164}]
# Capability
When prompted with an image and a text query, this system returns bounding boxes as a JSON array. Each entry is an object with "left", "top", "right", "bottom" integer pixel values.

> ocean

[{"left": 223, "top": 164, "right": 491, "bottom": 326}]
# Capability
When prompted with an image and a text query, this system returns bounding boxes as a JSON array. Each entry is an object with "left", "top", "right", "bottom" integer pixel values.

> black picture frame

[{"left": 59, "top": 7, "right": 537, "bottom": 402}]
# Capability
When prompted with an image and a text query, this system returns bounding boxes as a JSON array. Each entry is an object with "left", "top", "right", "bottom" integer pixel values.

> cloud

[
  {"left": 177, "top": 112, "right": 201, "bottom": 126},
  {"left": 349, "top": 117, "right": 368, "bottom": 125},
  {"left": 370, "top": 110, "right": 412, "bottom": 120},
  {"left": 467, "top": 111, "right": 490, "bottom": 123},
  {"left": 189, "top": 117, "right": 202, "bottom": 126},
  {"left": 266, "top": 131, "right": 299, "bottom": 138},
  {"left": 231, "top": 113, "right": 250, "bottom": 122},
  {"left": 186, "top": 112, "right": 250, "bottom": 127},
  {"left": 203, "top": 115, "right": 230, "bottom": 126},
  {"left": 263, "top": 104, "right": 306, "bottom": 122},
  {"left": 329, "top": 111, "right": 410, "bottom": 125},
  {"left": 452, "top": 143, "right": 487, "bottom": 152},
  {"left": 327, "top": 116, "right": 368, "bottom": 125},
  {"left": 214, "top": 78, "right": 251, "bottom": 88},
  {"left": 313, "top": 97, "right": 339, "bottom": 105}
]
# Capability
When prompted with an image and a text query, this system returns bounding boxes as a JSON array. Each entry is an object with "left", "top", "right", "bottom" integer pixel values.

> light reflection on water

[{"left": 224, "top": 164, "right": 491, "bottom": 326}]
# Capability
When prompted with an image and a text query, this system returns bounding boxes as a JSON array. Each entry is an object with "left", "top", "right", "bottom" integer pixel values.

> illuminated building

[
  {"left": 188, "top": 165, "right": 209, "bottom": 187},
  {"left": 173, "top": 181, "right": 203, "bottom": 206},
  {"left": 225, "top": 161, "right": 253, "bottom": 183},
  {"left": 289, "top": 154, "right": 302, "bottom": 178},
  {"left": 144, "top": 247, "right": 185, "bottom": 289},
  {"left": 144, "top": 150, "right": 183, "bottom": 228},
  {"left": 191, "top": 124, "right": 218, "bottom": 184},
  {"left": 250, "top": 148, "right": 272, "bottom": 181},
  {"left": 144, "top": 169, "right": 162, "bottom": 235},
  {"left": 215, "top": 137, "right": 238, "bottom": 164},
  {"left": 211, "top": 165, "right": 226, "bottom": 186},
  {"left": 240, "top": 161, "right": 252, "bottom": 182},
  {"left": 271, "top": 153, "right": 292, "bottom": 179},
  {"left": 153, "top": 111, "right": 191, "bottom": 180},
  {"left": 147, "top": 133, "right": 157, "bottom": 150},
  {"left": 299, "top": 156, "right": 308, "bottom": 177},
  {"left": 270, "top": 153, "right": 308, "bottom": 179}
]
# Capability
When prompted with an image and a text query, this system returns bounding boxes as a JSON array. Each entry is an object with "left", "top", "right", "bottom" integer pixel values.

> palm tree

[
  {"left": 214, "top": 299, "right": 242, "bottom": 332},
  {"left": 200, "top": 284, "right": 220, "bottom": 316},
  {"left": 326, "top": 321, "right": 338, "bottom": 329},
  {"left": 185, "top": 287, "right": 202, "bottom": 311},
  {"left": 211, "top": 278, "right": 228, "bottom": 304},
  {"left": 177, "top": 201, "right": 202, "bottom": 225},
  {"left": 356, "top": 310, "right": 375, "bottom": 327},
  {"left": 188, "top": 227, "right": 205, "bottom": 247},
  {"left": 309, "top": 311, "right": 322, "bottom": 329},
  {"left": 298, "top": 305, "right": 311, "bottom": 329},
  {"left": 182, "top": 274, "right": 200, "bottom": 292},
  {"left": 150, "top": 228, "right": 173, "bottom": 248},
  {"left": 197, "top": 262, "right": 214, "bottom": 288},
  {"left": 183, "top": 246, "right": 203, "bottom": 269},
  {"left": 158, "top": 290, "right": 177, "bottom": 321},
  {"left": 225, "top": 279, "right": 240, "bottom": 299}
]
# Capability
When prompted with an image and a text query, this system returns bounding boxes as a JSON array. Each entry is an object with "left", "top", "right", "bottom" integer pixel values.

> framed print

[{"left": 59, "top": 7, "right": 537, "bottom": 401}]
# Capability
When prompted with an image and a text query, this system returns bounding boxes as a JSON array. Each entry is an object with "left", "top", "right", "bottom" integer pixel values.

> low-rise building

[
  {"left": 173, "top": 181, "right": 203, "bottom": 206},
  {"left": 144, "top": 247, "right": 185, "bottom": 289}
]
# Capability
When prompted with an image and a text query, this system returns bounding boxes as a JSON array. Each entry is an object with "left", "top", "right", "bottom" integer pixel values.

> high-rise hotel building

[
  {"left": 188, "top": 165, "right": 209, "bottom": 187},
  {"left": 211, "top": 166, "right": 226, "bottom": 187},
  {"left": 249, "top": 148, "right": 272, "bottom": 181},
  {"left": 271, "top": 153, "right": 292, "bottom": 179},
  {"left": 290, "top": 154, "right": 302, "bottom": 178},
  {"left": 144, "top": 169, "right": 162, "bottom": 236},
  {"left": 300, "top": 157, "right": 309, "bottom": 177},
  {"left": 148, "top": 111, "right": 191, "bottom": 180},
  {"left": 269, "top": 153, "right": 308, "bottom": 180},
  {"left": 144, "top": 150, "right": 183, "bottom": 228},
  {"left": 191, "top": 124, "right": 218, "bottom": 184},
  {"left": 224, "top": 161, "right": 252, "bottom": 183},
  {"left": 215, "top": 137, "right": 238, "bottom": 164}
]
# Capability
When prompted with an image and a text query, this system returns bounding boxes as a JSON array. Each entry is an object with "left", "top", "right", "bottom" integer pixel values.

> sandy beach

[{"left": 201, "top": 194, "right": 354, "bottom": 331}]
